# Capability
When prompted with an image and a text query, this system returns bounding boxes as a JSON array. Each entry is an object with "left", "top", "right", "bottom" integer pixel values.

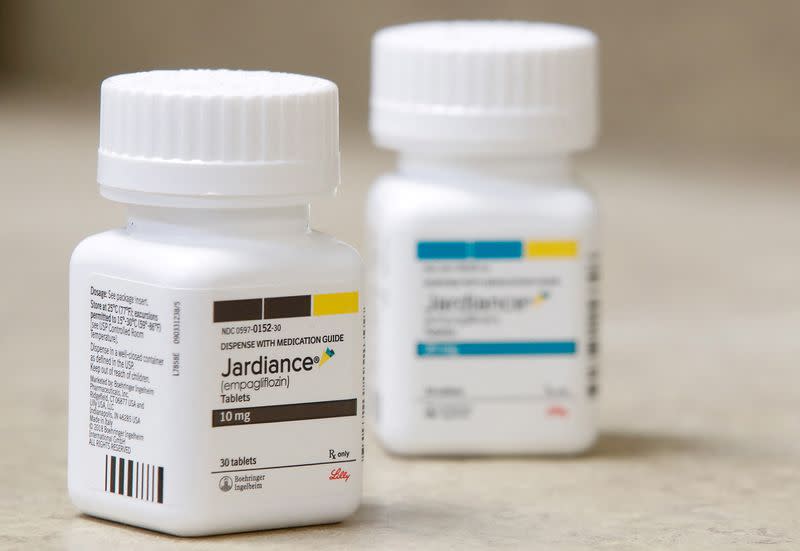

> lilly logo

[{"left": 319, "top": 347, "right": 336, "bottom": 366}]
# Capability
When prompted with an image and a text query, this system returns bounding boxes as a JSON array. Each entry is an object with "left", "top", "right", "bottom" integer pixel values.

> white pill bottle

[
  {"left": 68, "top": 70, "right": 363, "bottom": 535},
  {"left": 367, "top": 22, "right": 600, "bottom": 455}
]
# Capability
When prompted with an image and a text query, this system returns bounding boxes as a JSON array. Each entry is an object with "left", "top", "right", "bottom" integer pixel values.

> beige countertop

[{"left": 1, "top": 92, "right": 799, "bottom": 549}]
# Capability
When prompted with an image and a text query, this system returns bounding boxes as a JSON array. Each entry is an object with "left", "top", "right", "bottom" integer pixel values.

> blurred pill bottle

[
  {"left": 68, "top": 70, "right": 363, "bottom": 535},
  {"left": 366, "top": 21, "right": 600, "bottom": 455}
]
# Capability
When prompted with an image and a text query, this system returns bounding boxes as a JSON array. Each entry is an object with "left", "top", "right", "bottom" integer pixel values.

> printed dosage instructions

[{"left": 87, "top": 285, "right": 164, "bottom": 455}]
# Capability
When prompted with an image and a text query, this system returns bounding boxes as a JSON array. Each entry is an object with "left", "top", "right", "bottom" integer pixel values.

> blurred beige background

[
  {"left": 1, "top": 2, "right": 799, "bottom": 549},
  {"left": 2, "top": 0, "right": 799, "bottom": 149}
]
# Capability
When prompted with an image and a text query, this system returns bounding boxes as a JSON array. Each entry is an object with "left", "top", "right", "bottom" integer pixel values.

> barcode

[{"left": 104, "top": 454, "right": 164, "bottom": 504}]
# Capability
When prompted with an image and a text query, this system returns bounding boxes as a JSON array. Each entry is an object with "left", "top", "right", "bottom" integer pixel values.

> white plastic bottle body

[
  {"left": 68, "top": 206, "right": 363, "bottom": 536},
  {"left": 366, "top": 157, "right": 600, "bottom": 455}
]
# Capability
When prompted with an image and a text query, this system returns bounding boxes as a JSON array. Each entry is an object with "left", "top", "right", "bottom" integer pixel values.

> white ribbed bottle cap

[
  {"left": 370, "top": 21, "right": 597, "bottom": 155},
  {"left": 98, "top": 69, "right": 339, "bottom": 207}
]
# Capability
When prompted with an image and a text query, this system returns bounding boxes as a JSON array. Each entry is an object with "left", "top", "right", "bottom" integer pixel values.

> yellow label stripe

[
  {"left": 525, "top": 240, "right": 578, "bottom": 258},
  {"left": 312, "top": 292, "right": 359, "bottom": 316}
]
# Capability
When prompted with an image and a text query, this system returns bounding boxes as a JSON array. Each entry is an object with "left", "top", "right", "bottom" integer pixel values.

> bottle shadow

[
  {"left": 587, "top": 429, "right": 713, "bottom": 459},
  {"left": 67, "top": 500, "right": 465, "bottom": 546},
  {"left": 374, "top": 429, "right": 712, "bottom": 462}
]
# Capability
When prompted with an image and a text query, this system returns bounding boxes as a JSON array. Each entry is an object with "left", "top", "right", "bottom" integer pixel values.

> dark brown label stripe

[
  {"left": 212, "top": 398, "right": 358, "bottom": 427},
  {"left": 104, "top": 455, "right": 164, "bottom": 504},
  {"left": 213, "top": 292, "right": 358, "bottom": 322},
  {"left": 264, "top": 295, "right": 311, "bottom": 319},
  {"left": 213, "top": 298, "right": 262, "bottom": 323}
]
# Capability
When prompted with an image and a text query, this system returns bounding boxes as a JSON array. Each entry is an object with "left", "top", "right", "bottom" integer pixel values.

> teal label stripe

[
  {"left": 417, "top": 341, "right": 577, "bottom": 357},
  {"left": 417, "top": 240, "right": 523, "bottom": 260}
]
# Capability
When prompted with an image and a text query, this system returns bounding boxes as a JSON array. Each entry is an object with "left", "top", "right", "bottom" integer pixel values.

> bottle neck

[
  {"left": 125, "top": 204, "right": 311, "bottom": 240},
  {"left": 397, "top": 153, "right": 572, "bottom": 185}
]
